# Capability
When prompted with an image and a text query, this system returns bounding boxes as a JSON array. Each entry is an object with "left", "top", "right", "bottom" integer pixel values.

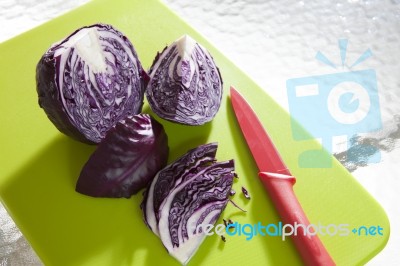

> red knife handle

[{"left": 258, "top": 172, "right": 335, "bottom": 266}]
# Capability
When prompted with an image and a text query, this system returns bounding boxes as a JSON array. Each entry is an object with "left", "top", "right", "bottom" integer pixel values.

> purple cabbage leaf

[{"left": 76, "top": 114, "right": 168, "bottom": 198}]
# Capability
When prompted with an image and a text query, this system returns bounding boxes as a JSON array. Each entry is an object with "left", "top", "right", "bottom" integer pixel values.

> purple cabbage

[
  {"left": 145, "top": 35, "right": 223, "bottom": 126},
  {"left": 36, "top": 23, "right": 148, "bottom": 144},
  {"left": 143, "top": 143, "right": 218, "bottom": 235},
  {"left": 76, "top": 114, "right": 168, "bottom": 198},
  {"left": 141, "top": 143, "right": 234, "bottom": 264}
]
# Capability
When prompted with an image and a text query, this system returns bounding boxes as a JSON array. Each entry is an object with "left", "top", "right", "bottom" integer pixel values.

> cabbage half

[
  {"left": 146, "top": 35, "right": 223, "bottom": 126},
  {"left": 36, "top": 24, "right": 148, "bottom": 144}
]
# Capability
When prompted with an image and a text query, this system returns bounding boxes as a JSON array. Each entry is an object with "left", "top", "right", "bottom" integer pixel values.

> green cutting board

[{"left": 0, "top": 0, "right": 389, "bottom": 265}]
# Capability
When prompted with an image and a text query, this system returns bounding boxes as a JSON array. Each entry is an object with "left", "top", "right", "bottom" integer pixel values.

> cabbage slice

[
  {"left": 143, "top": 143, "right": 218, "bottom": 235},
  {"left": 142, "top": 143, "right": 234, "bottom": 265},
  {"left": 159, "top": 160, "right": 234, "bottom": 265}
]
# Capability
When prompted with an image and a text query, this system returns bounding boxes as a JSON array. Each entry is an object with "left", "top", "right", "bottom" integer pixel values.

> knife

[{"left": 230, "top": 86, "right": 335, "bottom": 266}]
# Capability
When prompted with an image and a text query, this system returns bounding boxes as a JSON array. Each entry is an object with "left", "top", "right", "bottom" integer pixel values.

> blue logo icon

[{"left": 287, "top": 39, "right": 382, "bottom": 168}]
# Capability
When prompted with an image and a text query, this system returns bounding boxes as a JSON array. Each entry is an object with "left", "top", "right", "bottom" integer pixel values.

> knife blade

[{"left": 230, "top": 86, "right": 335, "bottom": 266}]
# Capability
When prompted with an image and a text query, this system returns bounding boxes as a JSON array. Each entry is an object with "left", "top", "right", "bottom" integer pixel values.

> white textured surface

[{"left": 1, "top": 0, "right": 399, "bottom": 265}]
